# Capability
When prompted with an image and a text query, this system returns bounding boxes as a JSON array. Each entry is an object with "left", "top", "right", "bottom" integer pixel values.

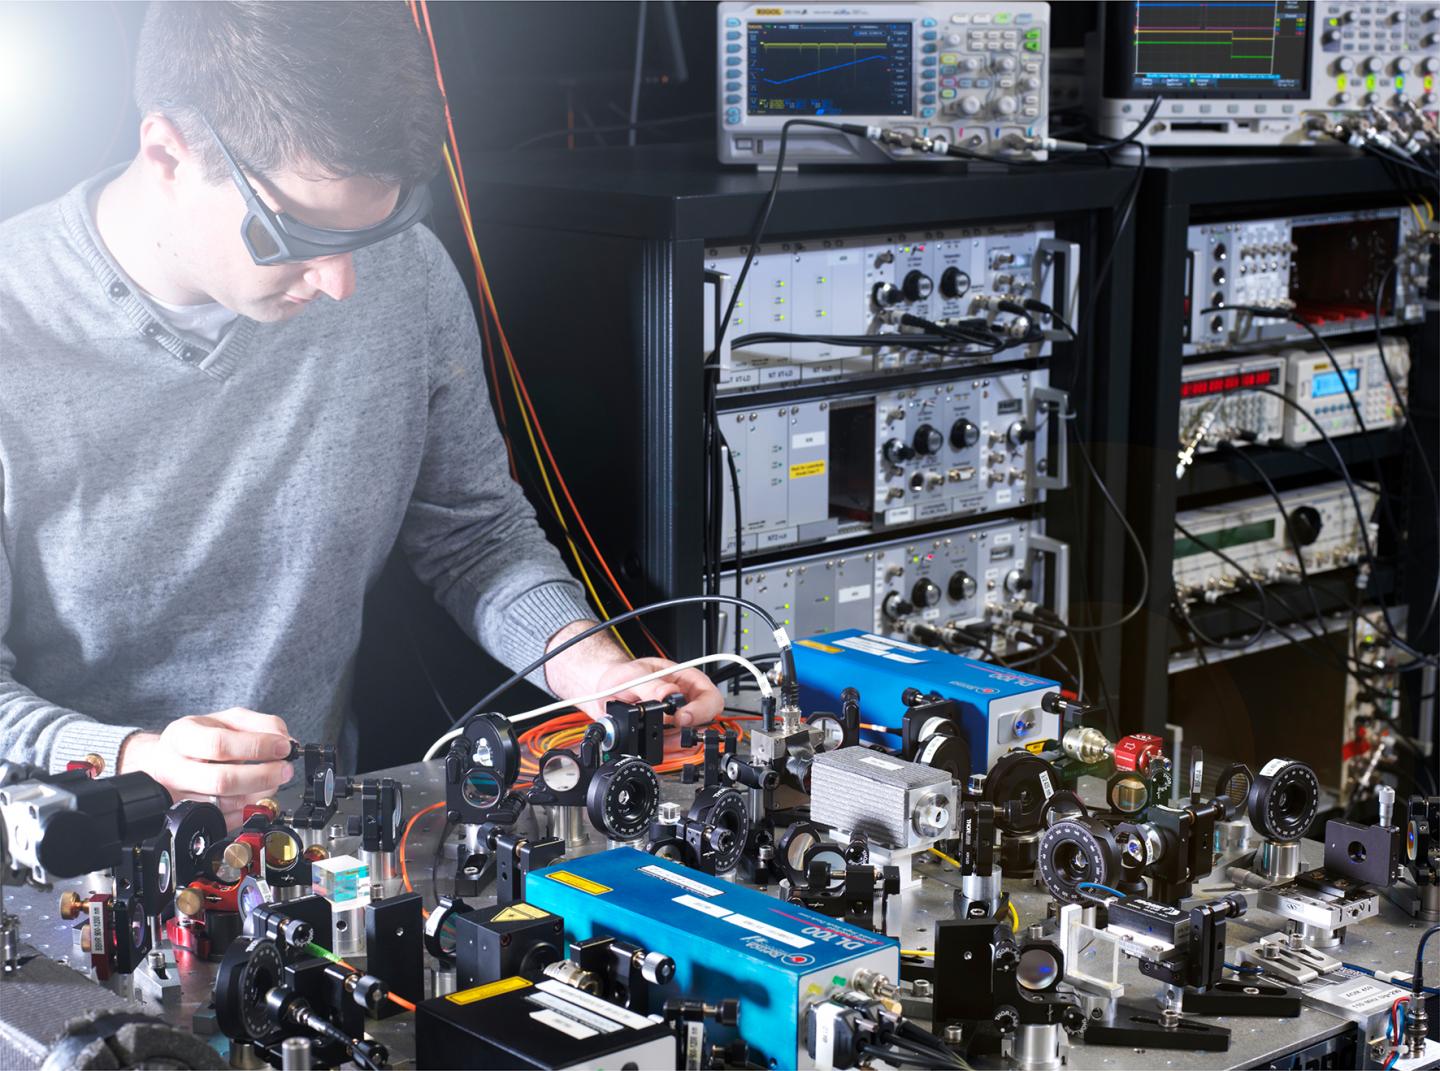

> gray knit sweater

[{"left": 0, "top": 170, "right": 595, "bottom": 775}]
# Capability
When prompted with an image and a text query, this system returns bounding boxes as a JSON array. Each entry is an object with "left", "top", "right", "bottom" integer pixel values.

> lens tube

[
  {"left": 1247, "top": 759, "right": 1319, "bottom": 842},
  {"left": 1037, "top": 816, "right": 1123, "bottom": 904},
  {"left": 586, "top": 756, "right": 660, "bottom": 841}
]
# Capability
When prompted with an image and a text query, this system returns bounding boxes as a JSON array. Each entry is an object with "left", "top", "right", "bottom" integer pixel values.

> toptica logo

[{"left": 741, "top": 935, "right": 814, "bottom": 966}]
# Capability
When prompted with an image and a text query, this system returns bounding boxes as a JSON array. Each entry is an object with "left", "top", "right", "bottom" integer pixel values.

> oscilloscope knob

[
  {"left": 996, "top": 97, "right": 1018, "bottom": 117},
  {"left": 911, "top": 579, "right": 942, "bottom": 610},
  {"left": 994, "top": 56, "right": 1017, "bottom": 74},
  {"left": 883, "top": 438, "right": 917, "bottom": 465},
  {"left": 1333, "top": 56, "right": 1354, "bottom": 73},
  {"left": 948, "top": 571, "right": 978, "bottom": 601},
  {"left": 958, "top": 96, "right": 982, "bottom": 117},
  {"left": 940, "top": 267, "right": 971, "bottom": 300},
  {"left": 1335, "top": 92, "right": 1353, "bottom": 105},
  {"left": 1364, "top": 56, "right": 1384, "bottom": 74},
  {"left": 950, "top": 418, "right": 980, "bottom": 449},
  {"left": 1394, "top": 57, "right": 1413, "bottom": 74},
  {"left": 960, "top": 56, "right": 981, "bottom": 73},
  {"left": 1289, "top": 506, "right": 1324, "bottom": 547},
  {"left": 903, "top": 271, "right": 934, "bottom": 302},
  {"left": 1424, "top": 57, "right": 1440, "bottom": 74},
  {"left": 913, "top": 424, "right": 944, "bottom": 457}
]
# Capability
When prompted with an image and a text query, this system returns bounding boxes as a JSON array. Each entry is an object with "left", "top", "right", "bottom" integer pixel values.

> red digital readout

[{"left": 1179, "top": 366, "right": 1278, "bottom": 399}]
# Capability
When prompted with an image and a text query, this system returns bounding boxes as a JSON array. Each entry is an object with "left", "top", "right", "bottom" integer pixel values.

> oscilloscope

[
  {"left": 1095, "top": 0, "right": 1439, "bottom": 146},
  {"left": 716, "top": 2, "right": 1052, "bottom": 165}
]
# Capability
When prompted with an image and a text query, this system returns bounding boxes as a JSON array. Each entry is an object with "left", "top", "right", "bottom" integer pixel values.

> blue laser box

[
  {"left": 526, "top": 846, "right": 899, "bottom": 1069},
  {"left": 792, "top": 628, "right": 1060, "bottom": 774}
]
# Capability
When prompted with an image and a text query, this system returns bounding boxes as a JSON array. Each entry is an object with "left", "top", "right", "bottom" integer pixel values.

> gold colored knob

[
  {"left": 223, "top": 841, "right": 253, "bottom": 870},
  {"left": 175, "top": 887, "right": 204, "bottom": 918},
  {"left": 59, "top": 891, "right": 87, "bottom": 920},
  {"left": 82, "top": 753, "right": 106, "bottom": 776},
  {"left": 253, "top": 798, "right": 280, "bottom": 820},
  {"left": 303, "top": 845, "right": 329, "bottom": 863}
]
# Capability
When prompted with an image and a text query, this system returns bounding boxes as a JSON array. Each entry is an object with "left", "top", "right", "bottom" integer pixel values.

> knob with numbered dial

[
  {"left": 913, "top": 423, "right": 944, "bottom": 456},
  {"left": 903, "top": 270, "right": 934, "bottom": 302},
  {"left": 911, "top": 578, "right": 942, "bottom": 609},
  {"left": 948, "top": 571, "right": 977, "bottom": 601},
  {"left": 950, "top": 418, "right": 980, "bottom": 449}
]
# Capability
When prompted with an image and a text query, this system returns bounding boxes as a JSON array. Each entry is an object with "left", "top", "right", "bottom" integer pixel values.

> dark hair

[{"left": 134, "top": 1, "right": 445, "bottom": 186}]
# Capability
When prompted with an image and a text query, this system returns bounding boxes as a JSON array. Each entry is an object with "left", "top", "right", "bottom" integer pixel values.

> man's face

[{"left": 172, "top": 150, "right": 400, "bottom": 322}]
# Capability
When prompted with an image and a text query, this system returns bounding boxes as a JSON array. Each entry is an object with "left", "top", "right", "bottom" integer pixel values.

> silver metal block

[{"left": 810, "top": 748, "right": 956, "bottom": 850}]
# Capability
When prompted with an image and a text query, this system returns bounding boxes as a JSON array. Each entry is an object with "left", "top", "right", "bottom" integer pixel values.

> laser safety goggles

[{"left": 195, "top": 113, "right": 431, "bottom": 266}]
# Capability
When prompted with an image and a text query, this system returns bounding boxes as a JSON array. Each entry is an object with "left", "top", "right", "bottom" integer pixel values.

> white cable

[{"left": 421, "top": 652, "right": 774, "bottom": 762}]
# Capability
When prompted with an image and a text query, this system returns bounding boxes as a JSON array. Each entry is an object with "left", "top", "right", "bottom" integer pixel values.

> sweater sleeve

[
  {"left": 396, "top": 229, "right": 596, "bottom": 692},
  {"left": 0, "top": 468, "right": 140, "bottom": 774}
]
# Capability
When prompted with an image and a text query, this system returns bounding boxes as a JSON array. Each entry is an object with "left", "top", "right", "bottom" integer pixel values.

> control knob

[
  {"left": 996, "top": 96, "right": 1018, "bottom": 116},
  {"left": 958, "top": 96, "right": 982, "bottom": 116},
  {"left": 1288, "top": 506, "right": 1324, "bottom": 547},
  {"left": 1335, "top": 92, "right": 1353, "bottom": 105},
  {"left": 1333, "top": 56, "right": 1354, "bottom": 73},
  {"left": 883, "top": 438, "right": 916, "bottom": 465},
  {"left": 1425, "top": 57, "right": 1440, "bottom": 74},
  {"left": 881, "top": 592, "right": 913, "bottom": 621},
  {"left": 948, "top": 571, "right": 978, "bottom": 601},
  {"left": 913, "top": 423, "right": 944, "bottom": 456},
  {"left": 1394, "top": 57, "right": 1413, "bottom": 74},
  {"left": 950, "top": 418, "right": 980, "bottom": 449},
  {"left": 903, "top": 270, "right": 934, "bottom": 302},
  {"left": 994, "top": 56, "right": 1017, "bottom": 73},
  {"left": 912, "top": 578, "right": 942, "bottom": 609},
  {"left": 1002, "top": 568, "right": 1032, "bottom": 596},
  {"left": 872, "top": 281, "right": 904, "bottom": 308},
  {"left": 1364, "top": 56, "right": 1384, "bottom": 73},
  {"left": 1022, "top": 75, "right": 1041, "bottom": 90},
  {"left": 940, "top": 266, "right": 971, "bottom": 299}
]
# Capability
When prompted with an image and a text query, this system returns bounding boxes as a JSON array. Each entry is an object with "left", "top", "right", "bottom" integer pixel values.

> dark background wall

[{"left": 0, "top": 1, "right": 1103, "bottom": 770}]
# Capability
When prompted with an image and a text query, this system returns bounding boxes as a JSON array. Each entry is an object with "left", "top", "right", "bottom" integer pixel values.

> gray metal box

[{"left": 810, "top": 748, "right": 956, "bottom": 850}]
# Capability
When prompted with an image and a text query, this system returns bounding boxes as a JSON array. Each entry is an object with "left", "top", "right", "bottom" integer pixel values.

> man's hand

[
  {"left": 544, "top": 623, "right": 724, "bottom": 727},
  {"left": 587, "top": 657, "right": 724, "bottom": 727},
  {"left": 118, "top": 708, "right": 293, "bottom": 828}
]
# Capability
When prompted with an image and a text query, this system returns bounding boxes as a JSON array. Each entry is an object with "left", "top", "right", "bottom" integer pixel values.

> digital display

[
  {"left": 747, "top": 22, "right": 913, "bottom": 116},
  {"left": 1312, "top": 368, "right": 1359, "bottom": 398},
  {"left": 1107, "top": 0, "right": 1312, "bottom": 99},
  {"left": 1174, "top": 519, "right": 1276, "bottom": 560},
  {"left": 1180, "top": 366, "right": 1280, "bottom": 399},
  {"left": 989, "top": 545, "right": 1015, "bottom": 561}
]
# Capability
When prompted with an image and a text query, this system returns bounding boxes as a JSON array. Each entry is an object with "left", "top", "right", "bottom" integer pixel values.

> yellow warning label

[
  {"left": 789, "top": 460, "right": 826, "bottom": 479},
  {"left": 545, "top": 870, "right": 611, "bottom": 895},
  {"left": 447, "top": 976, "right": 530, "bottom": 1004},
  {"left": 1024, "top": 741, "right": 1047, "bottom": 754},
  {"left": 797, "top": 639, "right": 843, "bottom": 654},
  {"left": 490, "top": 902, "right": 551, "bottom": 923}
]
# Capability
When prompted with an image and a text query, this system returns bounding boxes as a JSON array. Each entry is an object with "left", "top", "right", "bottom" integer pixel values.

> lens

[
  {"left": 190, "top": 832, "right": 209, "bottom": 859},
  {"left": 243, "top": 214, "right": 282, "bottom": 261},
  {"left": 785, "top": 830, "right": 818, "bottom": 873},
  {"left": 264, "top": 830, "right": 301, "bottom": 871},
  {"left": 1275, "top": 783, "right": 1306, "bottom": 820},
  {"left": 463, "top": 769, "right": 502, "bottom": 808},
  {"left": 1017, "top": 947, "right": 1059, "bottom": 991},
  {"left": 237, "top": 879, "right": 264, "bottom": 921},
  {"left": 1409, "top": 822, "right": 1419, "bottom": 861},
  {"left": 156, "top": 850, "right": 172, "bottom": 894},
  {"left": 1054, "top": 840, "right": 1091, "bottom": 882},
  {"left": 812, "top": 716, "right": 845, "bottom": 751},
  {"left": 1347, "top": 840, "right": 1367, "bottom": 864},
  {"left": 541, "top": 753, "right": 582, "bottom": 793}
]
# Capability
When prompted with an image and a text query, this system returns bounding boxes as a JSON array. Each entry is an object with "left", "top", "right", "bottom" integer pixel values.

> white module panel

[
  {"left": 703, "top": 222, "right": 1076, "bottom": 394},
  {"left": 718, "top": 517, "right": 1064, "bottom": 659},
  {"left": 1183, "top": 207, "right": 1427, "bottom": 356},
  {"left": 1282, "top": 337, "right": 1410, "bottom": 445},
  {"left": 718, "top": 369, "right": 1062, "bottom": 557},
  {"left": 1173, "top": 482, "right": 1378, "bottom": 600}
]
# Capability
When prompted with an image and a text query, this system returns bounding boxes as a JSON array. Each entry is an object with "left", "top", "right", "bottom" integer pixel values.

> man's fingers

[
  {"left": 207, "top": 708, "right": 292, "bottom": 742},
  {"left": 161, "top": 757, "right": 293, "bottom": 798},
  {"left": 166, "top": 718, "right": 290, "bottom": 762},
  {"left": 629, "top": 670, "right": 723, "bottom": 726}
]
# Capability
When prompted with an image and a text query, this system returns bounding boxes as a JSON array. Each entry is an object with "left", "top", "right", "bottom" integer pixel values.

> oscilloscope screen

[
  {"left": 746, "top": 22, "right": 913, "bottom": 116},
  {"left": 1104, "top": 0, "right": 1313, "bottom": 99}
]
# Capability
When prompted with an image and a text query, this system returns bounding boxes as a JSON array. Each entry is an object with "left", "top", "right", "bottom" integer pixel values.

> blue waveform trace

[{"left": 760, "top": 52, "right": 890, "bottom": 86}]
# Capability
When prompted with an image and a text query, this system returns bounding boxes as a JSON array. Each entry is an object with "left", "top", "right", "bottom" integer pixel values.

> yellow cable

[
  {"left": 928, "top": 846, "right": 963, "bottom": 869},
  {"left": 902, "top": 949, "right": 935, "bottom": 958},
  {"left": 1411, "top": 199, "right": 1431, "bottom": 229},
  {"left": 440, "top": 148, "right": 635, "bottom": 658},
  {"left": 1008, "top": 900, "right": 1020, "bottom": 932}
]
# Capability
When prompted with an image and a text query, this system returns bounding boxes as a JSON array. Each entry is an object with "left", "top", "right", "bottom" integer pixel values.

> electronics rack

[
  {"left": 452, "top": 143, "right": 1138, "bottom": 702},
  {"left": 1122, "top": 154, "right": 1438, "bottom": 785}
]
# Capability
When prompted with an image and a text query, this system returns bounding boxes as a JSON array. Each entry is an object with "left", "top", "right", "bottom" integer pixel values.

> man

[{"left": 0, "top": 1, "right": 720, "bottom": 827}]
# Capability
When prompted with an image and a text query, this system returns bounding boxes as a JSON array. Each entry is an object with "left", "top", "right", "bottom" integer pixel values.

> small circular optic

[
  {"left": 1017, "top": 947, "right": 1060, "bottom": 991},
  {"left": 541, "top": 752, "right": 582, "bottom": 793}
]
